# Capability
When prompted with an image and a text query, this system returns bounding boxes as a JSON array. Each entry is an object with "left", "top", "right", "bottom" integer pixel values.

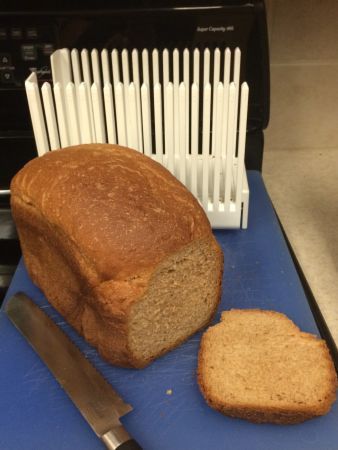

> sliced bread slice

[{"left": 198, "top": 309, "right": 337, "bottom": 424}]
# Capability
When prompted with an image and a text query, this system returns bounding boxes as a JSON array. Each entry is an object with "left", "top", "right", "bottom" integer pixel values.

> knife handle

[{"left": 101, "top": 424, "right": 142, "bottom": 450}]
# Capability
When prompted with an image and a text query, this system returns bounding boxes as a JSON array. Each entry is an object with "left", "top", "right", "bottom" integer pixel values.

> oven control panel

[{"left": 0, "top": 19, "right": 56, "bottom": 88}]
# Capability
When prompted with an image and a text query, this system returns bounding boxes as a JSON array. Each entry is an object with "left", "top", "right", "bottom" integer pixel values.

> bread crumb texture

[{"left": 198, "top": 309, "right": 337, "bottom": 424}]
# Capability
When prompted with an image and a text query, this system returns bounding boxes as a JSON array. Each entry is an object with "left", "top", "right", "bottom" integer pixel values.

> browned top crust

[{"left": 11, "top": 144, "right": 212, "bottom": 282}]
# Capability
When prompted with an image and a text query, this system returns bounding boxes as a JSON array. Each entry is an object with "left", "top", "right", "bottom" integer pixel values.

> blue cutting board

[{"left": 0, "top": 171, "right": 337, "bottom": 450}]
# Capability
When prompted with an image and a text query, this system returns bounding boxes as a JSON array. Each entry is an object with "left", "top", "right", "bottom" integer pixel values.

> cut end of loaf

[
  {"left": 128, "top": 238, "right": 223, "bottom": 367},
  {"left": 198, "top": 309, "right": 337, "bottom": 424}
]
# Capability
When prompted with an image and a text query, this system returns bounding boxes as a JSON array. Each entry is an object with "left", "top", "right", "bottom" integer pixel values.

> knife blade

[{"left": 5, "top": 293, "right": 142, "bottom": 450}]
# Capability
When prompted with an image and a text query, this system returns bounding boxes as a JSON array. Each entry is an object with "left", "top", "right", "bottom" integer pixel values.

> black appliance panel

[
  {"left": 0, "top": 2, "right": 269, "bottom": 133},
  {"left": 0, "top": 1, "right": 270, "bottom": 302}
]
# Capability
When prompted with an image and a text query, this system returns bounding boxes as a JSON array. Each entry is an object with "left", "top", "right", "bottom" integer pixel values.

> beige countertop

[
  {"left": 264, "top": 0, "right": 338, "bottom": 348},
  {"left": 263, "top": 147, "right": 338, "bottom": 345}
]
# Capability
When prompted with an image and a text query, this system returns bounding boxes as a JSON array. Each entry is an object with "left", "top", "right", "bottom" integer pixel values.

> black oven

[{"left": 0, "top": 0, "right": 269, "bottom": 300}]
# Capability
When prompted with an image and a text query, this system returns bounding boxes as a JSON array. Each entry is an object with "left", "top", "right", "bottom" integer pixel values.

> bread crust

[
  {"left": 11, "top": 144, "right": 223, "bottom": 368},
  {"left": 11, "top": 144, "right": 212, "bottom": 281},
  {"left": 198, "top": 309, "right": 337, "bottom": 424}
]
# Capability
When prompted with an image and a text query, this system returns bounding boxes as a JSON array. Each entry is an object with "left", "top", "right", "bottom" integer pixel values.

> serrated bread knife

[{"left": 5, "top": 293, "right": 142, "bottom": 450}]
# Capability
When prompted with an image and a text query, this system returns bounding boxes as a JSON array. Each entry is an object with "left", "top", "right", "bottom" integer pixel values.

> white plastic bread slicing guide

[{"left": 25, "top": 47, "right": 250, "bottom": 229}]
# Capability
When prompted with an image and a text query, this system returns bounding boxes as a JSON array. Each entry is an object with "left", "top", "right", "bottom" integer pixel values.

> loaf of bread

[
  {"left": 198, "top": 309, "right": 337, "bottom": 424},
  {"left": 11, "top": 144, "right": 223, "bottom": 368}
]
